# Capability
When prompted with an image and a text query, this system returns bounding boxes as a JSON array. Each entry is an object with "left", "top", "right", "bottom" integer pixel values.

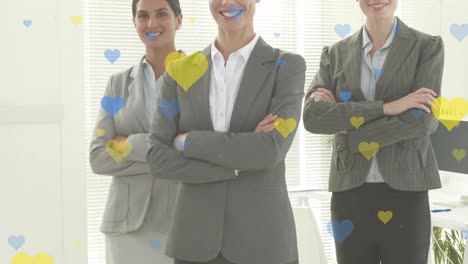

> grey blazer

[
  {"left": 89, "top": 56, "right": 177, "bottom": 235},
  {"left": 147, "top": 37, "right": 306, "bottom": 264},
  {"left": 303, "top": 18, "right": 444, "bottom": 192}
]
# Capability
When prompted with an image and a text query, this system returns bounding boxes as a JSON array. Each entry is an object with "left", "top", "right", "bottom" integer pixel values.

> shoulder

[
  {"left": 104, "top": 64, "right": 138, "bottom": 95},
  {"left": 409, "top": 27, "right": 444, "bottom": 51}
]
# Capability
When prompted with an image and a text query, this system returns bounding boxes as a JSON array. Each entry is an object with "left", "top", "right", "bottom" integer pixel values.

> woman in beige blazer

[
  {"left": 303, "top": 0, "right": 444, "bottom": 263},
  {"left": 89, "top": 0, "right": 183, "bottom": 263}
]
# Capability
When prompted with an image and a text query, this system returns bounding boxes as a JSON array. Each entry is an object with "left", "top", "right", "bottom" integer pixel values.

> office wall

[{"left": 0, "top": 0, "right": 86, "bottom": 263}]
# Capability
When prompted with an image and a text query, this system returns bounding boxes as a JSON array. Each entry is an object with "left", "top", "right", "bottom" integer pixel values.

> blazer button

[{"left": 412, "top": 141, "right": 417, "bottom": 148}]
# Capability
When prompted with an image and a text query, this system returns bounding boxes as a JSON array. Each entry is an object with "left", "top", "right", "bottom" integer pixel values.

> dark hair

[{"left": 132, "top": 0, "right": 182, "bottom": 17}]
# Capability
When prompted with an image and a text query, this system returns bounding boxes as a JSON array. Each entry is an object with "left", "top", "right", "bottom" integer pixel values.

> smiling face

[
  {"left": 358, "top": 0, "right": 398, "bottom": 20},
  {"left": 209, "top": 0, "right": 260, "bottom": 33},
  {"left": 133, "top": 0, "right": 182, "bottom": 49}
]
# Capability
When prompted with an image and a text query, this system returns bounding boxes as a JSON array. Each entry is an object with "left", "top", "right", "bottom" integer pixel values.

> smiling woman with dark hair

[
  {"left": 89, "top": 0, "right": 183, "bottom": 263},
  {"left": 303, "top": 0, "right": 444, "bottom": 263}
]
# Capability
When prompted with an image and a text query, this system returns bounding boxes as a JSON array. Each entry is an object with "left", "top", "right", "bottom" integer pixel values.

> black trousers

[
  {"left": 174, "top": 254, "right": 299, "bottom": 264},
  {"left": 174, "top": 254, "right": 234, "bottom": 264},
  {"left": 331, "top": 183, "right": 431, "bottom": 264}
]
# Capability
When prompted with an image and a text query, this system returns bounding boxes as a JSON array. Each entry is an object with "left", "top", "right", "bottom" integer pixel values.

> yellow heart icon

[
  {"left": 97, "top": 129, "right": 106, "bottom": 136},
  {"left": 189, "top": 17, "right": 196, "bottom": 23},
  {"left": 70, "top": 16, "right": 83, "bottom": 26},
  {"left": 164, "top": 51, "right": 185, "bottom": 69},
  {"left": 432, "top": 97, "right": 468, "bottom": 132},
  {"left": 350, "top": 116, "right": 365, "bottom": 129},
  {"left": 11, "top": 252, "right": 54, "bottom": 264},
  {"left": 72, "top": 240, "right": 82, "bottom": 248},
  {"left": 105, "top": 140, "right": 132, "bottom": 163},
  {"left": 166, "top": 52, "right": 208, "bottom": 92},
  {"left": 274, "top": 118, "right": 297, "bottom": 138},
  {"left": 358, "top": 142, "right": 380, "bottom": 160},
  {"left": 378, "top": 211, "right": 393, "bottom": 224},
  {"left": 293, "top": 89, "right": 302, "bottom": 95},
  {"left": 452, "top": 149, "right": 466, "bottom": 161}
]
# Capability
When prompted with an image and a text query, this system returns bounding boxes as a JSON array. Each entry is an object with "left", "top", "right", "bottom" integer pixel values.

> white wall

[{"left": 0, "top": 0, "right": 86, "bottom": 263}]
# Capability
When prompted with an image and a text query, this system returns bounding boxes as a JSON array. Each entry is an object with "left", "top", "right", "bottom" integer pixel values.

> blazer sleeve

[
  {"left": 89, "top": 75, "right": 150, "bottom": 176},
  {"left": 302, "top": 46, "right": 386, "bottom": 134},
  {"left": 346, "top": 36, "right": 444, "bottom": 153},
  {"left": 182, "top": 54, "right": 306, "bottom": 171},
  {"left": 146, "top": 72, "right": 238, "bottom": 184}
]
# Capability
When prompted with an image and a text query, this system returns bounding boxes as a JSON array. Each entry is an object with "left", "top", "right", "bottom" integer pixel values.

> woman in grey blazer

[
  {"left": 89, "top": 0, "right": 183, "bottom": 263},
  {"left": 303, "top": 0, "right": 444, "bottom": 263}
]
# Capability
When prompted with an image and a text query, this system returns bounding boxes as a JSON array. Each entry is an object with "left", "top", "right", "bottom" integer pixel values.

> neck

[
  {"left": 215, "top": 27, "right": 255, "bottom": 61},
  {"left": 365, "top": 16, "right": 395, "bottom": 49},
  {"left": 145, "top": 44, "right": 176, "bottom": 79}
]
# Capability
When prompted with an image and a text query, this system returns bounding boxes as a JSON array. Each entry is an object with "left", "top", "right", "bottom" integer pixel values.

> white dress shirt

[
  {"left": 361, "top": 18, "right": 397, "bottom": 182},
  {"left": 209, "top": 34, "right": 260, "bottom": 132},
  {"left": 143, "top": 58, "right": 164, "bottom": 124}
]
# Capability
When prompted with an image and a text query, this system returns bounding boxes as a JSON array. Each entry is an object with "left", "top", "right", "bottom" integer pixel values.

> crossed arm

[
  {"left": 147, "top": 54, "right": 306, "bottom": 183},
  {"left": 303, "top": 36, "right": 444, "bottom": 153}
]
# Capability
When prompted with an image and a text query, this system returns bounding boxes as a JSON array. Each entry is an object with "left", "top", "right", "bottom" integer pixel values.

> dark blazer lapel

[
  {"left": 342, "top": 29, "right": 367, "bottom": 102},
  {"left": 376, "top": 17, "right": 417, "bottom": 99},
  {"left": 129, "top": 56, "right": 150, "bottom": 131},
  {"left": 229, "top": 37, "right": 277, "bottom": 132},
  {"left": 186, "top": 46, "right": 214, "bottom": 131}
]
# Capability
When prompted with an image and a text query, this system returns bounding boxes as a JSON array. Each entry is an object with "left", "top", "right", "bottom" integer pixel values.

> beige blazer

[
  {"left": 303, "top": 18, "right": 444, "bottom": 192},
  {"left": 89, "top": 56, "right": 177, "bottom": 235},
  {"left": 147, "top": 37, "right": 306, "bottom": 264}
]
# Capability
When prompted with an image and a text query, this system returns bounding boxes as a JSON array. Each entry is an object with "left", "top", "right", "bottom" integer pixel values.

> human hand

[
  {"left": 309, "top": 88, "right": 337, "bottom": 103},
  {"left": 255, "top": 113, "right": 278, "bottom": 133},
  {"left": 173, "top": 133, "right": 189, "bottom": 151},
  {"left": 383, "top": 87, "right": 437, "bottom": 116},
  {"left": 110, "top": 136, "right": 128, "bottom": 152}
]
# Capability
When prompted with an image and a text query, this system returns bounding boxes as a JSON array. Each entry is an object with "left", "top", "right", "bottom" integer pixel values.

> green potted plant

[{"left": 432, "top": 227, "right": 466, "bottom": 264}]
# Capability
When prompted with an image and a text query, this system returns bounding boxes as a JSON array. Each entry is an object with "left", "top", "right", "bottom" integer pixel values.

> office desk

[{"left": 430, "top": 192, "right": 468, "bottom": 264}]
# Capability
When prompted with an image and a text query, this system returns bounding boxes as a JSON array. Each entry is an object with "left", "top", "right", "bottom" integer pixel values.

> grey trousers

[
  {"left": 174, "top": 254, "right": 299, "bottom": 264},
  {"left": 331, "top": 183, "right": 431, "bottom": 264}
]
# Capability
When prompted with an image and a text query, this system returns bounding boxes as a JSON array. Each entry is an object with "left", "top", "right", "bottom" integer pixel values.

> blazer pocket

[
  {"left": 397, "top": 137, "right": 430, "bottom": 173},
  {"left": 333, "top": 135, "right": 355, "bottom": 174},
  {"left": 102, "top": 182, "right": 129, "bottom": 223}
]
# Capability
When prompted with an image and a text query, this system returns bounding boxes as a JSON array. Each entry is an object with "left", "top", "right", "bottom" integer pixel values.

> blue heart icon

[
  {"left": 373, "top": 68, "right": 383, "bottom": 78},
  {"left": 274, "top": 32, "right": 281, "bottom": 39},
  {"left": 104, "top": 49, "right": 121, "bottom": 64},
  {"left": 227, "top": 6, "right": 245, "bottom": 20},
  {"left": 450, "top": 24, "right": 468, "bottom": 42},
  {"left": 23, "top": 20, "right": 32, "bottom": 28},
  {"left": 328, "top": 220, "right": 354, "bottom": 244},
  {"left": 101, "top": 96, "right": 124, "bottom": 117},
  {"left": 278, "top": 58, "right": 286, "bottom": 67},
  {"left": 8, "top": 235, "right": 25, "bottom": 250},
  {"left": 462, "top": 230, "right": 468, "bottom": 240},
  {"left": 145, "top": 32, "right": 159, "bottom": 43},
  {"left": 159, "top": 99, "right": 179, "bottom": 120},
  {"left": 149, "top": 239, "right": 161, "bottom": 249},
  {"left": 335, "top": 24, "right": 351, "bottom": 39},
  {"left": 411, "top": 109, "right": 423, "bottom": 119},
  {"left": 339, "top": 91, "right": 352, "bottom": 102}
]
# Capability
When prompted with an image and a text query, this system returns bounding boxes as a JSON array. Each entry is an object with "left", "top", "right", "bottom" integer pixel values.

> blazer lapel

[
  {"left": 186, "top": 47, "right": 214, "bottom": 131},
  {"left": 229, "top": 37, "right": 276, "bottom": 132},
  {"left": 129, "top": 56, "right": 150, "bottom": 131},
  {"left": 376, "top": 17, "right": 417, "bottom": 99},
  {"left": 342, "top": 29, "right": 367, "bottom": 102}
]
